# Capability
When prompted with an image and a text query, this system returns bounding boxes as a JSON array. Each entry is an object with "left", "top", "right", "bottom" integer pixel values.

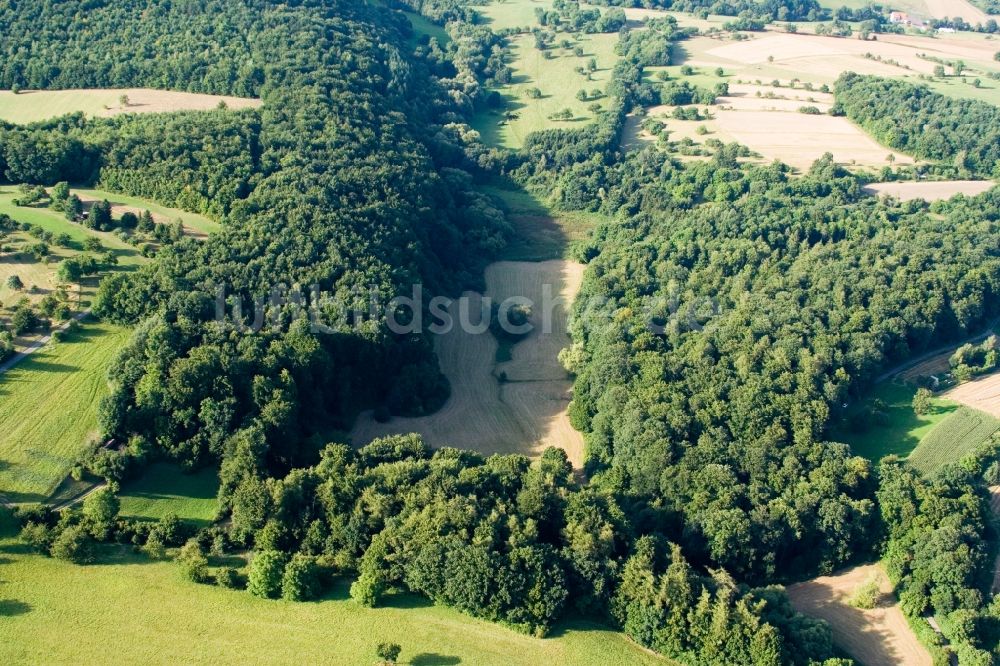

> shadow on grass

[
  {"left": 88, "top": 543, "right": 161, "bottom": 567},
  {"left": 479, "top": 178, "right": 588, "bottom": 261},
  {"left": 0, "top": 599, "right": 31, "bottom": 616},
  {"left": 830, "top": 381, "right": 958, "bottom": 461},
  {"left": 545, "top": 616, "right": 621, "bottom": 640},
  {"left": 0, "top": 491, "right": 48, "bottom": 505},
  {"left": 410, "top": 654, "right": 461, "bottom": 666},
  {"left": 672, "top": 42, "right": 692, "bottom": 65}
]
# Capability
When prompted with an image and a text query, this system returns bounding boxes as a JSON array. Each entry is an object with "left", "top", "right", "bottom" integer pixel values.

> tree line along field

[
  {"left": 0, "top": 509, "right": 671, "bottom": 666},
  {"left": 0, "top": 89, "right": 261, "bottom": 125}
]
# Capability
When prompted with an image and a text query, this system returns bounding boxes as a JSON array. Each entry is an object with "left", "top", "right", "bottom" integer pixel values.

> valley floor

[{"left": 351, "top": 259, "right": 586, "bottom": 467}]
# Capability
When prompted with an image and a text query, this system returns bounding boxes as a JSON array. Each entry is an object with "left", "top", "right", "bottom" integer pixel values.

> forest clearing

[{"left": 351, "top": 260, "right": 586, "bottom": 467}]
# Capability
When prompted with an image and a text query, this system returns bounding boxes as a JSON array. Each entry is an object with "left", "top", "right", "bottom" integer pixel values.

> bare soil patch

[
  {"left": 786, "top": 564, "right": 932, "bottom": 666},
  {"left": 351, "top": 260, "right": 586, "bottom": 467},
  {"left": 863, "top": 180, "right": 995, "bottom": 201}
]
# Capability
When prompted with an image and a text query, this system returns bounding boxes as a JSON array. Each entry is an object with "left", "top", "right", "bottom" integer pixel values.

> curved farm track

[
  {"left": 786, "top": 564, "right": 931, "bottom": 666},
  {"left": 351, "top": 260, "right": 585, "bottom": 467}
]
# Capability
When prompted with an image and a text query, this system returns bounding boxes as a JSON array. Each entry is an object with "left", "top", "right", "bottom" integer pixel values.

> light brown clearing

[
  {"left": 787, "top": 564, "right": 932, "bottom": 666},
  {"left": 943, "top": 372, "right": 1000, "bottom": 417},
  {"left": 864, "top": 180, "right": 996, "bottom": 201},
  {"left": 0, "top": 88, "right": 260, "bottom": 125},
  {"left": 714, "top": 109, "right": 913, "bottom": 170},
  {"left": 351, "top": 260, "right": 586, "bottom": 468},
  {"left": 96, "top": 89, "right": 261, "bottom": 116},
  {"left": 716, "top": 83, "right": 833, "bottom": 112}
]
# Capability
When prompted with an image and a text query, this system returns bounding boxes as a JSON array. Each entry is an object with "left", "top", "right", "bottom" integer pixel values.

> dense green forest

[
  {"left": 7, "top": 1, "right": 1000, "bottom": 664},
  {"left": 836, "top": 73, "right": 1000, "bottom": 179},
  {"left": 0, "top": 109, "right": 261, "bottom": 218}
]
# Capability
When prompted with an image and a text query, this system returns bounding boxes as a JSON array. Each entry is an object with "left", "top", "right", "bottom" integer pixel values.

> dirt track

[
  {"left": 350, "top": 260, "right": 586, "bottom": 467},
  {"left": 787, "top": 564, "right": 932, "bottom": 666}
]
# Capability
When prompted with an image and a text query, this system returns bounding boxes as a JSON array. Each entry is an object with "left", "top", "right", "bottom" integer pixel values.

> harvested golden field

[
  {"left": 864, "top": 180, "right": 996, "bottom": 201},
  {"left": 716, "top": 109, "right": 912, "bottom": 170},
  {"left": 922, "top": 0, "right": 990, "bottom": 23},
  {"left": 942, "top": 372, "right": 1000, "bottom": 417},
  {"left": 0, "top": 88, "right": 261, "bottom": 124},
  {"left": 351, "top": 260, "right": 586, "bottom": 467},
  {"left": 787, "top": 564, "right": 932, "bottom": 666},
  {"left": 677, "top": 28, "right": 1000, "bottom": 95}
]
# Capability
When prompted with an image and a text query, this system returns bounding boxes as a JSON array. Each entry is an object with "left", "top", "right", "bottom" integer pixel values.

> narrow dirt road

[
  {"left": 787, "top": 564, "right": 932, "bottom": 666},
  {"left": 0, "top": 310, "right": 91, "bottom": 376}
]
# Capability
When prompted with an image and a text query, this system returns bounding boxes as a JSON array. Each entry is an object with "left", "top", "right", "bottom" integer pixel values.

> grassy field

[
  {"left": 0, "top": 509, "right": 669, "bottom": 666},
  {"left": 484, "top": 182, "right": 604, "bottom": 261},
  {"left": 118, "top": 464, "right": 220, "bottom": 527},
  {"left": 0, "top": 89, "right": 261, "bottom": 125},
  {"left": 472, "top": 31, "right": 621, "bottom": 149},
  {"left": 74, "top": 188, "right": 219, "bottom": 236},
  {"left": 0, "top": 186, "right": 148, "bottom": 268},
  {"left": 907, "top": 407, "right": 1000, "bottom": 474},
  {"left": 831, "top": 381, "right": 959, "bottom": 462},
  {"left": 922, "top": 75, "right": 1000, "bottom": 109},
  {"left": 0, "top": 320, "right": 128, "bottom": 502},
  {"left": 404, "top": 10, "right": 451, "bottom": 45},
  {"left": 480, "top": 0, "right": 555, "bottom": 30}
]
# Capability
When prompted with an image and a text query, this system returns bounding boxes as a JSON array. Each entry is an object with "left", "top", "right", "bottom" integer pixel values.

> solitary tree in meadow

[
  {"left": 375, "top": 643, "right": 401, "bottom": 665},
  {"left": 912, "top": 388, "right": 933, "bottom": 415}
]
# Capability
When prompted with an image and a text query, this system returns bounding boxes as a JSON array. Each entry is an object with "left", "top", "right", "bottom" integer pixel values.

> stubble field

[{"left": 351, "top": 260, "right": 586, "bottom": 467}]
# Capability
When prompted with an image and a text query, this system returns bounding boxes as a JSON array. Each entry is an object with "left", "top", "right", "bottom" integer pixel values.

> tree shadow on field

[
  {"left": 410, "top": 654, "right": 461, "bottom": 666},
  {"left": 0, "top": 599, "right": 31, "bottom": 616},
  {"left": 381, "top": 590, "right": 433, "bottom": 610},
  {"left": 545, "top": 617, "right": 618, "bottom": 639},
  {"left": 672, "top": 42, "right": 692, "bottom": 65},
  {"left": 0, "top": 491, "right": 47, "bottom": 505}
]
